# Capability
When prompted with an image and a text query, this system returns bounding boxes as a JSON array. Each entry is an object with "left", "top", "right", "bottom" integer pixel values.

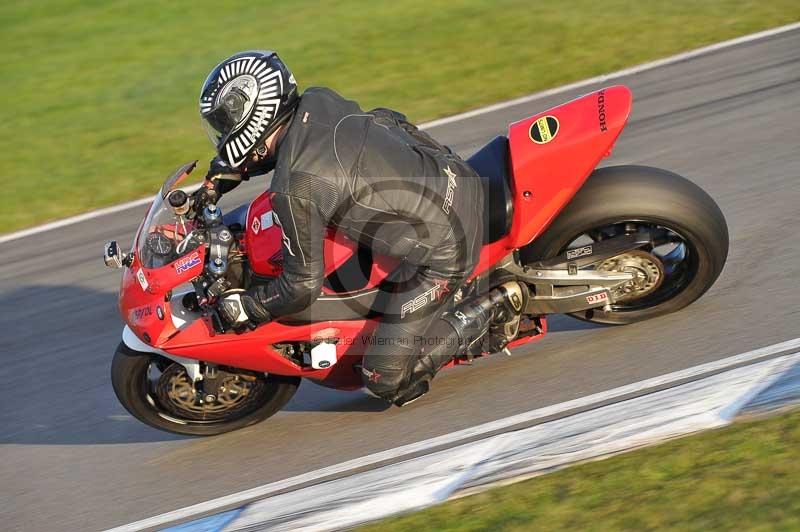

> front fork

[{"left": 122, "top": 325, "right": 229, "bottom": 407}]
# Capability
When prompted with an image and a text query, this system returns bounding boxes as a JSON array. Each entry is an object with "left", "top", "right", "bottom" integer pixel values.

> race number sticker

[
  {"left": 129, "top": 304, "right": 153, "bottom": 323},
  {"left": 136, "top": 268, "right": 149, "bottom": 291},
  {"left": 586, "top": 292, "right": 608, "bottom": 305},
  {"left": 529, "top": 115, "right": 559, "bottom": 144}
]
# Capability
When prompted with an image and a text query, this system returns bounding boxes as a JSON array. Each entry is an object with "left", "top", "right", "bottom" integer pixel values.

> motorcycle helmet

[{"left": 199, "top": 50, "right": 298, "bottom": 169}]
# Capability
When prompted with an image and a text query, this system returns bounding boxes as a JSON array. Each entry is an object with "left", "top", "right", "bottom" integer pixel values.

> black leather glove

[
  {"left": 216, "top": 289, "right": 271, "bottom": 333},
  {"left": 206, "top": 156, "right": 246, "bottom": 195}
]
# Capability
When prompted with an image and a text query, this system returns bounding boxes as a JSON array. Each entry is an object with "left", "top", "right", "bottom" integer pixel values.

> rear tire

[
  {"left": 520, "top": 165, "right": 728, "bottom": 325},
  {"left": 111, "top": 343, "right": 300, "bottom": 436}
]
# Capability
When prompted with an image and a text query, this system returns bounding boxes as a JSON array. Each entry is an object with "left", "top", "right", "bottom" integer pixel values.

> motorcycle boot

[{"left": 392, "top": 281, "right": 528, "bottom": 406}]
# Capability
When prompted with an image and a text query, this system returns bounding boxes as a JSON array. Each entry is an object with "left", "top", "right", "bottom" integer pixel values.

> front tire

[
  {"left": 111, "top": 343, "right": 300, "bottom": 436},
  {"left": 520, "top": 165, "right": 728, "bottom": 325}
]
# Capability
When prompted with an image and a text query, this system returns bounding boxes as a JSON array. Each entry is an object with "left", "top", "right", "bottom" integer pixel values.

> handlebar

[{"left": 187, "top": 182, "right": 219, "bottom": 218}]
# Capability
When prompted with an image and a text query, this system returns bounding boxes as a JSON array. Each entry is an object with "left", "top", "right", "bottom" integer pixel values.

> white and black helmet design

[{"left": 200, "top": 50, "right": 298, "bottom": 168}]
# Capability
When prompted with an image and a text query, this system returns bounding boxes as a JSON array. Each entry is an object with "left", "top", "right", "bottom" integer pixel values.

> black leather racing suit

[{"left": 253, "top": 87, "right": 484, "bottom": 400}]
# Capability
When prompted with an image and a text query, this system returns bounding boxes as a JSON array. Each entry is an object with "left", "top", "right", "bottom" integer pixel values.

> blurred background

[{"left": 2, "top": 0, "right": 797, "bottom": 231}]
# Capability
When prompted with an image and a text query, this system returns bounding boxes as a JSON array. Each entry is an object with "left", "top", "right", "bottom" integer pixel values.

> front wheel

[
  {"left": 111, "top": 343, "right": 300, "bottom": 436},
  {"left": 520, "top": 165, "right": 729, "bottom": 325}
]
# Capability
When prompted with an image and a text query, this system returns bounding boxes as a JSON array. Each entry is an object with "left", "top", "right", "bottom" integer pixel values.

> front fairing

[
  {"left": 112, "top": 162, "right": 407, "bottom": 389},
  {"left": 120, "top": 162, "right": 206, "bottom": 346}
]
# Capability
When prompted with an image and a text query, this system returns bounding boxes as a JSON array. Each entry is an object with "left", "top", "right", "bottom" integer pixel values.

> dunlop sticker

[{"left": 529, "top": 115, "right": 559, "bottom": 144}]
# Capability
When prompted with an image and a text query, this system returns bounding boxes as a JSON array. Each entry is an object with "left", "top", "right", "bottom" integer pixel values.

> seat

[{"left": 466, "top": 136, "right": 514, "bottom": 244}]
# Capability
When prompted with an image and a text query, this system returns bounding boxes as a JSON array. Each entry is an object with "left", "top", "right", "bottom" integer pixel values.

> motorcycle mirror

[{"left": 104, "top": 240, "right": 132, "bottom": 269}]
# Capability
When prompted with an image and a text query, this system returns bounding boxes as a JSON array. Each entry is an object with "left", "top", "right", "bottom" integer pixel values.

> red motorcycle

[{"left": 106, "top": 86, "right": 728, "bottom": 436}]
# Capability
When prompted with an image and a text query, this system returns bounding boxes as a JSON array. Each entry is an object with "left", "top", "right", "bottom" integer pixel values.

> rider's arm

[{"left": 250, "top": 191, "right": 328, "bottom": 317}]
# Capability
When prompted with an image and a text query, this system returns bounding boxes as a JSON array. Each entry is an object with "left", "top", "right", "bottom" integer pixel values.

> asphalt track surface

[{"left": 1, "top": 29, "right": 799, "bottom": 531}]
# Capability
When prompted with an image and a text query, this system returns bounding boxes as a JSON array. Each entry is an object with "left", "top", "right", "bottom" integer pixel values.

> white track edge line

[
  {"left": 107, "top": 336, "right": 800, "bottom": 532},
  {"left": 0, "top": 196, "right": 153, "bottom": 245},
  {"left": 5, "top": 21, "right": 800, "bottom": 248},
  {"left": 419, "top": 20, "right": 800, "bottom": 130},
  {"left": 0, "top": 184, "right": 202, "bottom": 245}
]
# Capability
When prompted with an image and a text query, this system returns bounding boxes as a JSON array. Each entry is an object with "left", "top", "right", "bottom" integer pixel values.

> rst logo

[
  {"left": 442, "top": 165, "right": 458, "bottom": 214},
  {"left": 586, "top": 292, "right": 609, "bottom": 305},
  {"left": 174, "top": 251, "right": 202, "bottom": 275},
  {"left": 400, "top": 281, "right": 449, "bottom": 318}
]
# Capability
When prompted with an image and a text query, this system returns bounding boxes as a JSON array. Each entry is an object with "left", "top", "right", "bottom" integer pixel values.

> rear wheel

[
  {"left": 520, "top": 165, "right": 728, "bottom": 325},
  {"left": 111, "top": 343, "right": 300, "bottom": 436}
]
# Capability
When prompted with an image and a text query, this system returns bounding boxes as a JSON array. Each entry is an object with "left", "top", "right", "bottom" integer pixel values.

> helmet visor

[{"left": 201, "top": 87, "right": 249, "bottom": 145}]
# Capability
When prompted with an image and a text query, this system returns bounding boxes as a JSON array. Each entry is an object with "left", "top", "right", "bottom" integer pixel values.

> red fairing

[
  {"left": 506, "top": 85, "right": 632, "bottom": 248},
  {"left": 161, "top": 317, "right": 377, "bottom": 389},
  {"left": 119, "top": 246, "right": 207, "bottom": 345},
  {"left": 471, "top": 86, "right": 632, "bottom": 276}
]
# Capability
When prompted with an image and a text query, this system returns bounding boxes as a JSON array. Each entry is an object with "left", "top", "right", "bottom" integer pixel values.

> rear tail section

[{"left": 506, "top": 85, "right": 632, "bottom": 247}]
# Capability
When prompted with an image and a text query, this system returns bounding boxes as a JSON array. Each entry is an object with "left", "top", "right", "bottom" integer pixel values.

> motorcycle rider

[{"left": 203, "top": 50, "right": 525, "bottom": 405}]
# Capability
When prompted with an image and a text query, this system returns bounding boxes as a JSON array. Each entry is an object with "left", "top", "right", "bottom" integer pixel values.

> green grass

[
  {"left": 360, "top": 408, "right": 800, "bottom": 531},
  {"left": 3, "top": 1, "right": 799, "bottom": 232}
]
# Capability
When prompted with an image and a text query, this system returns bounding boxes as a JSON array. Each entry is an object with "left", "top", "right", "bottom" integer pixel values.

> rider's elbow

[
  {"left": 289, "top": 276, "right": 324, "bottom": 310},
  {"left": 273, "top": 274, "right": 323, "bottom": 315}
]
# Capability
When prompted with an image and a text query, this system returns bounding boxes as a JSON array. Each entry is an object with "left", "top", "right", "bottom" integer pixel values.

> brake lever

[
  {"left": 212, "top": 311, "right": 254, "bottom": 335},
  {"left": 209, "top": 308, "right": 227, "bottom": 334},
  {"left": 190, "top": 183, "right": 218, "bottom": 216}
]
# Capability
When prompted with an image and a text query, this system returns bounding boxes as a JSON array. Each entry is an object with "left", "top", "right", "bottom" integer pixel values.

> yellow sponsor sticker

[{"left": 529, "top": 115, "right": 559, "bottom": 144}]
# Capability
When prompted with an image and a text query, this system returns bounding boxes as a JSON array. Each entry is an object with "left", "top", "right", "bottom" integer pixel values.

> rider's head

[{"left": 200, "top": 50, "right": 298, "bottom": 172}]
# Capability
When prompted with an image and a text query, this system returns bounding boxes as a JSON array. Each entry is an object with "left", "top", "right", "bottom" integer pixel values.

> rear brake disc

[{"left": 597, "top": 250, "right": 664, "bottom": 302}]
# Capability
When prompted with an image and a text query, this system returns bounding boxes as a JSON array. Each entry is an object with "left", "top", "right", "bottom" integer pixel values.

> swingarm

[{"left": 510, "top": 232, "right": 654, "bottom": 314}]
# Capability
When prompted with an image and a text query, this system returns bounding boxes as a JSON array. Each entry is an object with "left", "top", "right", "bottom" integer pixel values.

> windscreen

[{"left": 137, "top": 162, "right": 202, "bottom": 269}]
